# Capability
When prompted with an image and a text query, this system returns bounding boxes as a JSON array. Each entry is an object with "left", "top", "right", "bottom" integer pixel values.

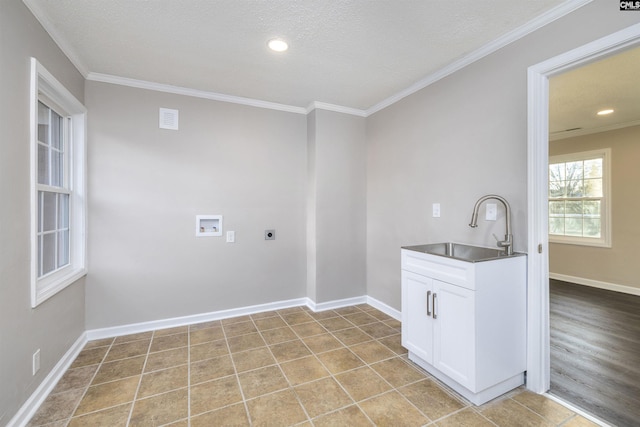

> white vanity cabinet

[{"left": 401, "top": 247, "right": 526, "bottom": 405}]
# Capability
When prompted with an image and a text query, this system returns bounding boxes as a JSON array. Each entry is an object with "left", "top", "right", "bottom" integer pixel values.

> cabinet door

[
  {"left": 401, "top": 270, "right": 433, "bottom": 364},
  {"left": 433, "top": 279, "right": 475, "bottom": 390}
]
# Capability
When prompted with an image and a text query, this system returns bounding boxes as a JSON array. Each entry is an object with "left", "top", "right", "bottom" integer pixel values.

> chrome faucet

[{"left": 469, "top": 194, "right": 513, "bottom": 255}]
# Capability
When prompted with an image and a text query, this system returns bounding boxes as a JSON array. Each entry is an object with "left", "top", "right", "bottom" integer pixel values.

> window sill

[
  {"left": 549, "top": 235, "right": 611, "bottom": 248},
  {"left": 32, "top": 267, "right": 87, "bottom": 308}
]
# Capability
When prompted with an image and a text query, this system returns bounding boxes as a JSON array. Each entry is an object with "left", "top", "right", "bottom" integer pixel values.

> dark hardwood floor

[{"left": 549, "top": 279, "right": 640, "bottom": 427}]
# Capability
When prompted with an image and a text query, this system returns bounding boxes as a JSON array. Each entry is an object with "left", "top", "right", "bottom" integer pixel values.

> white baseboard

[
  {"left": 8, "top": 333, "right": 88, "bottom": 427},
  {"left": 366, "top": 296, "right": 401, "bottom": 321},
  {"left": 550, "top": 273, "right": 640, "bottom": 297},
  {"left": 308, "top": 295, "right": 367, "bottom": 312}
]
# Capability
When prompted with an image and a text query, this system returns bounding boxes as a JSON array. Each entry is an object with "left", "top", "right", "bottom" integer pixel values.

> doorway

[{"left": 526, "top": 21, "right": 640, "bottom": 404}]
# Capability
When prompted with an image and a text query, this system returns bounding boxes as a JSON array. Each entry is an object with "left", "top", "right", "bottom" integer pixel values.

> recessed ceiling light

[
  {"left": 597, "top": 109, "right": 614, "bottom": 116},
  {"left": 268, "top": 38, "right": 288, "bottom": 52}
]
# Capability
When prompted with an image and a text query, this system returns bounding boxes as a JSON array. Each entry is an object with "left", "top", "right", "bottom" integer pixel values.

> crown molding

[
  {"left": 87, "top": 73, "right": 308, "bottom": 115},
  {"left": 22, "top": 0, "right": 90, "bottom": 77},
  {"left": 306, "top": 101, "right": 367, "bottom": 117},
  {"left": 365, "top": 0, "right": 593, "bottom": 116}
]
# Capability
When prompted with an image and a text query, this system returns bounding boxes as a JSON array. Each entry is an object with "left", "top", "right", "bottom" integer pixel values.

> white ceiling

[{"left": 24, "top": 0, "right": 577, "bottom": 114}]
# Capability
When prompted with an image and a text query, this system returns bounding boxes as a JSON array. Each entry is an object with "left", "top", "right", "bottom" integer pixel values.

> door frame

[{"left": 526, "top": 22, "right": 640, "bottom": 393}]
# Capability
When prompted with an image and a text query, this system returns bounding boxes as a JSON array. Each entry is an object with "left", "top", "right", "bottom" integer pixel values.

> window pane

[
  {"left": 58, "top": 193, "right": 69, "bottom": 228},
  {"left": 549, "top": 201, "right": 565, "bottom": 215},
  {"left": 549, "top": 163, "right": 565, "bottom": 181},
  {"left": 565, "top": 201, "right": 583, "bottom": 215},
  {"left": 565, "top": 161, "right": 583, "bottom": 181},
  {"left": 38, "top": 101, "right": 49, "bottom": 144},
  {"left": 566, "top": 178, "right": 584, "bottom": 198},
  {"left": 51, "top": 151, "right": 63, "bottom": 187},
  {"left": 584, "top": 218, "right": 601, "bottom": 238},
  {"left": 42, "top": 192, "right": 57, "bottom": 232},
  {"left": 584, "top": 158, "right": 602, "bottom": 178},
  {"left": 549, "top": 217, "right": 565, "bottom": 235},
  {"left": 51, "top": 110, "right": 63, "bottom": 150},
  {"left": 565, "top": 217, "right": 583, "bottom": 236},
  {"left": 42, "top": 232, "right": 56, "bottom": 275},
  {"left": 549, "top": 180, "right": 565, "bottom": 198},
  {"left": 584, "top": 178, "right": 602, "bottom": 197},
  {"left": 57, "top": 230, "right": 69, "bottom": 268},
  {"left": 38, "top": 144, "right": 49, "bottom": 185},
  {"left": 583, "top": 200, "right": 600, "bottom": 217}
]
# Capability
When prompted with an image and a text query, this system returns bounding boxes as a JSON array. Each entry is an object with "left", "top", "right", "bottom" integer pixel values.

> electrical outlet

[
  {"left": 32, "top": 349, "right": 40, "bottom": 376},
  {"left": 265, "top": 229, "right": 275, "bottom": 240},
  {"left": 486, "top": 203, "right": 497, "bottom": 221}
]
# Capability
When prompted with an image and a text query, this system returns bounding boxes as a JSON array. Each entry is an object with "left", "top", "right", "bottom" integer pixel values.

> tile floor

[{"left": 27, "top": 304, "right": 600, "bottom": 426}]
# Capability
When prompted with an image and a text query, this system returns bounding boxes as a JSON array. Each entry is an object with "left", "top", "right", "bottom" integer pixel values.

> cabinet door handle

[
  {"left": 432, "top": 293, "right": 437, "bottom": 319},
  {"left": 426, "top": 290, "right": 432, "bottom": 316}
]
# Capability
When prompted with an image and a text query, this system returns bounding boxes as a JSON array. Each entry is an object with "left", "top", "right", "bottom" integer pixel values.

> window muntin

[{"left": 549, "top": 149, "right": 611, "bottom": 247}]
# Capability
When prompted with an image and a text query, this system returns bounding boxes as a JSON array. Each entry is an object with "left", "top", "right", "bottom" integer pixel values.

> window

[
  {"left": 548, "top": 148, "right": 611, "bottom": 247},
  {"left": 30, "top": 58, "right": 87, "bottom": 307}
]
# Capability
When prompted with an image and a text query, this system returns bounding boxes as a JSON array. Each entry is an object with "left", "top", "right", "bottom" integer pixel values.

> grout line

[{"left": 125, "top": 331, "right": 154, "bottom": 426}]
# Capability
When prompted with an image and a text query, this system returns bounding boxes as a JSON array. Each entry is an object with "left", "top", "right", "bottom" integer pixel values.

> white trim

[
  {"left": 7, "top": 333, "right": 87, "bottom": 427},
  {"left": 308, "top": 296, "right": 368, "bottom": 312},
  {"left": 87, "top": 73, "right": 308, "bottom": 115},
  {"left": 306, "top": 101, "right": 367, "bottom": 117},
  {"left": 549, "top": 118, "right": 640, "bottom": 141},
  {"left": 366, "top": 296, "right": 402, "bottom": 321},
  {"left": 366, "top": 0, "right": 592, "bottom": 116},
  {"left": 544, "top": 393, "right": 613, "bottom": 427},
  {"left": 550, "top": 272, "right": 640, "bottom": 297},
  {"left": 527, "top": 22, "right": 640, "bottom": 395}
]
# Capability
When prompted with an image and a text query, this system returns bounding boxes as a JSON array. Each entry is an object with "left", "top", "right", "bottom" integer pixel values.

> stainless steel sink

[{"left": 402, "top": 242, "right": 522, "bottom": 262}]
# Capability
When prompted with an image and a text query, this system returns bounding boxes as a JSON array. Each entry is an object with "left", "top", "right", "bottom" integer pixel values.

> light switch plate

[
  {"left": 432, "top": 203, "right": 441, "bottom": 218},
  {"left": 486, "top": 203, "right": 497, "bottom": 221},
  {"left": 226, "top": 231, "right": 235, "bottom": 243}
]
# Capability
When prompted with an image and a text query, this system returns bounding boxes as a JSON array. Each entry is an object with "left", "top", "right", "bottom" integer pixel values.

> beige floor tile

[
  {"left": 70, "top": 346, "right": 109, "bottom": 368},
  {"left": 371, "top": 357, "right": 426, "bottom": 388},
  {"left": 189, "top": 326, "right": 224, "bottom": 344},
  {"left": 190, "top": 339, "right": 229, "bottom": 362},
  {"left": 350, "top": 340, "right": 396, "bottom": 364},
  {"left": 113, "top": 332, "right": 153, "bottom": 345},
  {"left": 223, "top": 320, "right": 258, "bottom": 337},
  {"left": 137, "top": 365, "right": 188, "bottom": 398},
  {"left": 51, "top": 364, "right": 98, "bottom": 394},
  {"left": 359, "top": 322, "right": 398, "bottom": 339},
  {"left": 260, "top": 326, "right": 297, "bottom": 345},
  {"left": 221, "top": 314, "right": 252, "bottom": 325},
  {"left": 342, "top": 312, "right": 378, "bottom": 326},
  {"left": 291, "top": 321, "right": 327, "bottom": 337},
  {"left": 436, "top": 408, "right": 494, "bottom": 426},
  {"left": 105, "top": 339, "right": 150, "bottom": 362},
  {"left": 269, "top": 339, "right": 311, "bottom": 363},
  {"left": 359, "top": 390, "right": 429, "bottom": 427},
  {"left": 331, "top": 327, "right": 372, "bottom": 345},
  {"left": 333, "top": 306, "right": 363, "bottom": 316},
  {"left": 335, "top": 366, "right": 392, "bottom": 402},
  {"left": 237, "top": 365, "right": 289, "bottom": 399},
  {"left": 280, "top": 356, "right": 330, "bottom": 386},
  {"left": 306, "top": 309, "right": 339, "bottom": 320},
  {"left": 250, "top": 310, "right": 279, "bottom": 320},
  {"left": 367, "top": 310, "right": 394, "bottom": 321},
  {"left": 149, "top": 333, "right": 187, "bottom": 352},
  {"left": 227, "top": 332, "right": 266, "bottom": 353},
  {"left": 190, "top": 376, "right": 243, "bottom": 416},
  {"left": 281, "top": 311, "right": 314, "bottom": 325},
  {"left": 399, "top": 379, "right": 465, "bottom": 421},
  {"left": 295, "top": 377, "right": 354, "bottom": 418},
  {"left": 74, "top": 376, "right": 139, "bottom": 416},
  {"left": 512, "top": 390, "right": 575, "bottom": 424},
  {"left": 28, "top": 388, "right": 85, "bottom": 426},
  {"left": 232, "top": 347, "right": 276, "bottom": 373},
  {"left": 92, "top": 355, "right": 145, "bottom": 385},
  {"left": 190, "top": 403, "right": 250, "bottom": 427},
  {"left": 316, "top": 348, "right": 364, "bottom": 374},
  {"left": 144, "top": 347, "right": 188, "bottom": 372},
  {"left": 191, "top": 354, "right": 235, "bottom": 384},
  {"left": 384, "top": 318, "right": 402, "bottom": 330},
  {"left": 561, "top": 415, "right": 602, "bottom": 427},
  {"left": 246, "top": 389, "right": 307, "bottom": 426},
  {"left": 319, "top": 317, "right": 353, "bottom": 331},
  {"left": 83, "top": 338, "right": 115, "bottom": 350},
  {"left": 129, "top": 388, "right": 188, "bottom": 426},
  {"left": 254, "top": 316, "right": 287, "bottom": 331},
  {"left": 480, "top": 398, "right": 554, "bottom": 427},
  {"left": 154, "top": 325, "right": 188, "bottom": 337},
  {"left": 313, "top": 405, "right": 374, "bottom": 427},
  {"left": 189, "top": 319, "right": 222, "bottom": 331},
  {"left": 302, "top": 333, "right": 344, "bottom": 354},
  {"left": 67, "top": 402, "right": 131, "bottom": 427},
  {"left": 378, "top": 334, "right": 408, "bottom": 355}
]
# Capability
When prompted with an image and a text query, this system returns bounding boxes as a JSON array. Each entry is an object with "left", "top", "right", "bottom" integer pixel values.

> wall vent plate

[
  {"left": 159, "top": 108, "right": 179, "bottom": 130},
  {"left": 265, "top": 229, "right": 275, "bottom": 240}
]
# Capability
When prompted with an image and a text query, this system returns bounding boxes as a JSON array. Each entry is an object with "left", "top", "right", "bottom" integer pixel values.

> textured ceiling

[
  {"left": 24, "top": 0, "right": 571, "bottom": 112},
  {"left": 549, "top": 45, "right": 640, "bottom": 140}
]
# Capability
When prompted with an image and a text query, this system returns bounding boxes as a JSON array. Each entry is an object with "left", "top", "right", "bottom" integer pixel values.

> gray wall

[
  {"left": 550, "top": 126, "right": 640, "bottom": 289},
  {"left": 0, "top": 0, "right": 86, "bottom": 424},
  {"left": 85, "top": 82, "right": 309, "bottom": 329},
  {"left": 365, "top": 0, "right": 640, "bottom": 309},
  {"left": 307, "top": 110, "right": 367, "bottom": 303}
]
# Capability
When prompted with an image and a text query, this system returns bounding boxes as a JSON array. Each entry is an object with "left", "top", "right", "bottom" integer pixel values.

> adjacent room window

[
  {"left": 30, "top": 58, "right": 87, "bottom": 307},
  {"left": 548, "top": 148, "right": 611, "bottom": 247}
]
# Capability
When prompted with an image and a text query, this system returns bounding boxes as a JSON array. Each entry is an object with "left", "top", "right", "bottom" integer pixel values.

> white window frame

[
  {"left": 30, "top": 58, "right": 87, "bottom": 307},
  {"left": 548, "top": 148, "right": 611, "bottom": 248}
]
